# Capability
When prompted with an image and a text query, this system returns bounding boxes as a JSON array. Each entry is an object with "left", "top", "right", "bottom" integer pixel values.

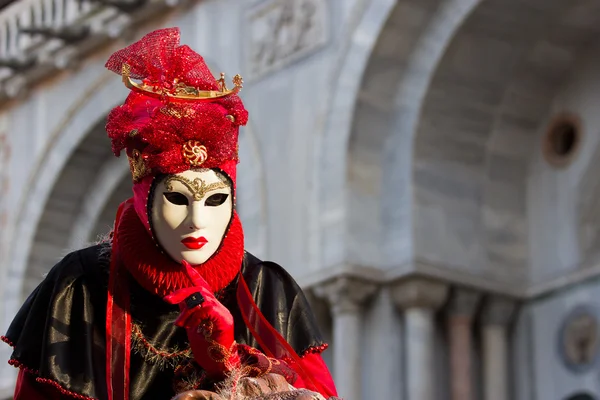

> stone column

[
  {"left": 447, "top": 288, "right": 481, "bottom": 400},
  {"left": 391, "top": 278, "right": 449, "bottom": 400},
  {"left": 314, "top": 277, "right": 378, "bottom": 400},
  {"left": 481, "top": 296, "right": 516, "bottom": 400}
]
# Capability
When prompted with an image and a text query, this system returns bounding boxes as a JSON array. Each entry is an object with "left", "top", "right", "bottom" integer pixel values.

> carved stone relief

[
  {"left": 245, "top": 0, "right": 329, "bottom": 80},
  {"left": 559, "top": 305, "right": 600, "bottom": 373}
]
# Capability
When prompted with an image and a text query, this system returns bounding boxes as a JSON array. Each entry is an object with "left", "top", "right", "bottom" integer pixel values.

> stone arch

[
  {"left": 68, "top": 157, "right": 130, "bottom": 248},
  {"left": 411, "top": 0, "right": 600, "bottom": 283},
  {"left": 311, "top": 0, "right": 408, "bottom": 269},
  {"left": 87, "top": 168, "right": 133, "bottom": 243},
  {"left": 315, "top": 0, "right": 481, "bottom": 271},
  {"left": 2, "top": 72, "right": 123, "bottom": 305},
  {"left": 20, "top": 115, "right": 120, "bottom": 299},
  {"left": 348, "top": 0, "right": 484, "bottom": 269}
]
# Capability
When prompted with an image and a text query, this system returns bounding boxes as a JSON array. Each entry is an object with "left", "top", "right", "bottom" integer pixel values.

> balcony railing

[{"left": 0, "top": 0, "right": 179, "bottom": 99}]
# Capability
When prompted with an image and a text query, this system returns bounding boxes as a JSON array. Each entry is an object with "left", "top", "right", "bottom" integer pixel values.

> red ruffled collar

[{"left": 114, "top": 202, "right": 244, "bottom": 297}]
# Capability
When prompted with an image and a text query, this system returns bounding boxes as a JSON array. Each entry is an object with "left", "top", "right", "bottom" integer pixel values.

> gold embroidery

[
  {"left": 131, "top": 322, "right": 192, "bottom": 370},
  {"left": 197, "top": 320, "right": 239, "bottom": 371},
  {"left": 160, "top": 106, "right": 196, "bottom": 119},
  {"left": 128, "top": 149, "right": 149, "bottom": 182},
  {"left": 165, "top": 175, "right": 228, "bottom": 201}
]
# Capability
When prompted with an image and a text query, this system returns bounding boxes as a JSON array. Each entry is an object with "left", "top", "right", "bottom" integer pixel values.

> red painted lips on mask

[{"left": 181, "top": 236, "right": 208, "bottom": 250}]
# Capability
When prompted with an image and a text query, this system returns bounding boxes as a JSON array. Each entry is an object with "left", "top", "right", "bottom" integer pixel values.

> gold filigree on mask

[
  {"left": 128, "top": 149, "right": 149, "bottom": 182},
  {"left": 165, "top": 175, "right": 228, "bottom": 201}
]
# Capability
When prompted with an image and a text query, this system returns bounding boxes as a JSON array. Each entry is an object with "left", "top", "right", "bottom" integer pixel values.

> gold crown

[{"left": 121, "top": 64, "right": 243, "bottom": 101}]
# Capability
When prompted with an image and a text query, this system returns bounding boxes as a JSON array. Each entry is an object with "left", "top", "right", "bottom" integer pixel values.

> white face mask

[{"left": 151, "top": 169, "right": 233, "bottom": 265}]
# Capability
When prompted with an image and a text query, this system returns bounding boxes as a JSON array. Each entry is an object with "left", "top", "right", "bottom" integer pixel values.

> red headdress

[{"left": 105, "top": 27, "right": 247, "bottom": 181}]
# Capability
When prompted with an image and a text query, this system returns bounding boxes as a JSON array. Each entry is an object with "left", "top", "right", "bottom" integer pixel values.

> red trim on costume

[
  {"left": 300, "top": 343, "right": 329, "bottom": 357},
  {"left": 8, "top": 358, "right": 39, "bottom": 375},
  {"left": 14, "top": 370, "right": 61, "bottom": 400},
  {"left": 1, "top": 335, "right": 15, "bottom": 347},
  {"left": 35, "top": 378, "right": 96, "bottom": 400},
  {"left": 8, "top": 359, "right": 97, "bottom": 400},
  {"left": 106, "top": 200, "right": 131, "bottom": 400}
]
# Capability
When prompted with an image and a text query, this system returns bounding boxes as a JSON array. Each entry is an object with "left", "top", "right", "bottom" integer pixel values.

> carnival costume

[{"left": 3, "top": 28, "right": 337, "bottom": 400}]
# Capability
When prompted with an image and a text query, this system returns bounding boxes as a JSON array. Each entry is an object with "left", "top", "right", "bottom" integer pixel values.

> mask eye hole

[
  {"left": 164, "top": 192, "right": 189, "bottom": 206},
  {"left": 205, "top": 193, "right": 229, "bottom": 207}
]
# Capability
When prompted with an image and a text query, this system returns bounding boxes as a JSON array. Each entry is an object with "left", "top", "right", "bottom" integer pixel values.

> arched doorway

[{"left": 21, "top": 116, "right": 116, "bottom": 299}]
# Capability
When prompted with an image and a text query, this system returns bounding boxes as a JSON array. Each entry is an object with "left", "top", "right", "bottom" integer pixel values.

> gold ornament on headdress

[
  {"left": 128, "top": 149, "right": 150, "bottom": 182},
  {"left": 121, "top": 64, "right": 243, "bottom": 101},
  {"left": 182, "top": 140, "right": 208, "bottom": 167}
]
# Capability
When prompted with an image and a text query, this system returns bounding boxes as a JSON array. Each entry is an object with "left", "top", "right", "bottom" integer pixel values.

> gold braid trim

[{"left": 131, "top": 322, "right": 193, "bottom": 370}]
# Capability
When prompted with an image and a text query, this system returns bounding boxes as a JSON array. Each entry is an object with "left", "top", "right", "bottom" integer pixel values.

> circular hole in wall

[{"left": 543, "top": 114, "right": 582, "bottom": 168}]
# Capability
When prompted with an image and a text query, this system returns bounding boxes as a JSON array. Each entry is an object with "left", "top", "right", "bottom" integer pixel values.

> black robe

[{"left": 4, "top": 243, "right": 325, "bottom": 399}]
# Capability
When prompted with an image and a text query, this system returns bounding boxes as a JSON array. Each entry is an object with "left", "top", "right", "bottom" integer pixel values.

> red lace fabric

[{"left": 105, "top": 28, "right": 217, "bottom": 90}]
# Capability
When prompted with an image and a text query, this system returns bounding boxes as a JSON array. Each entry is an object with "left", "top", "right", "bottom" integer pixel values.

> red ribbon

[
  {"left": 106, "top": 200, "right": 133, "bottom": 400},
  {"left": 236, "top": 274, "right": 331, "bottom": 396}
]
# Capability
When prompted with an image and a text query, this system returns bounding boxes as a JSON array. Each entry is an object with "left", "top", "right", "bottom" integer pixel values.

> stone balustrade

[{"left": 0, "top": 0, "right": 177, "bottom": 99}]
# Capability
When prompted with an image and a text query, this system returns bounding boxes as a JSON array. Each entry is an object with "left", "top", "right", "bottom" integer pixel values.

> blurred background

[{"left": 0, "top": 0, "right": 599, "bottom": 399}]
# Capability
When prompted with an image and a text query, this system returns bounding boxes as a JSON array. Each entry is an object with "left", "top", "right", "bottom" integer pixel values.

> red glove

[{"left": 164, "top": 261, "right": 240, "bottom": 379}]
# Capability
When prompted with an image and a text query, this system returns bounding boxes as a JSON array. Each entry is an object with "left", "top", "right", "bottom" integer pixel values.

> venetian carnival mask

[{"left": 151, "top": 169, "right": 233, "bottom": 265}]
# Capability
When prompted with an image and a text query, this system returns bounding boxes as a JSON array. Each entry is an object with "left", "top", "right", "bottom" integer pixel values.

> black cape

[{"left": 4, "top": 243, "right": 325, "bottom": 400}]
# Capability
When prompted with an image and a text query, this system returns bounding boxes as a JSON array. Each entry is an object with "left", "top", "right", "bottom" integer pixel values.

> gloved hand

[{"left": 164, "top": 261, "right": 240, "bottom": 378}]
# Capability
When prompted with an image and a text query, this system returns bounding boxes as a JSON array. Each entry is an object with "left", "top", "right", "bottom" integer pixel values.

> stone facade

[{"left": 2, "top": 0, "right": 600, "bottom": 399}]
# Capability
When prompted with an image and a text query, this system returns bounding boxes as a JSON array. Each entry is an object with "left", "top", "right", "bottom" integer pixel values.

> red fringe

[
  {"left": 300, "top": 343, "right": 329, "bottom": 357},
  {"left": 1, "top": 335, "right": 15, "bottom": 347},
  {"left": 7, "top": 358, "right": 97, "bottom": 400}
]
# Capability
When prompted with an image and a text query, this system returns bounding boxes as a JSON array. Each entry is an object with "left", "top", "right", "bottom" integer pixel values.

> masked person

[{"left": 2, "top": 28, "right": 337, "bottom": 400}]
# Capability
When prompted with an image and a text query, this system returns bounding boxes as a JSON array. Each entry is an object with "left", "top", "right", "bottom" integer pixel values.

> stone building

[{"left": 0, "top": 0, "right": 599, "bottom": 399}]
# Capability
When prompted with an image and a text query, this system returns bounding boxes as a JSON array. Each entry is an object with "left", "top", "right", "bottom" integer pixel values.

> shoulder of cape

[
  {"left": 41, "top": 242, "right": 111, "bottom": 285},
  {"left": 242, "top": 251, "right": 303, "bottom": 292}
]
